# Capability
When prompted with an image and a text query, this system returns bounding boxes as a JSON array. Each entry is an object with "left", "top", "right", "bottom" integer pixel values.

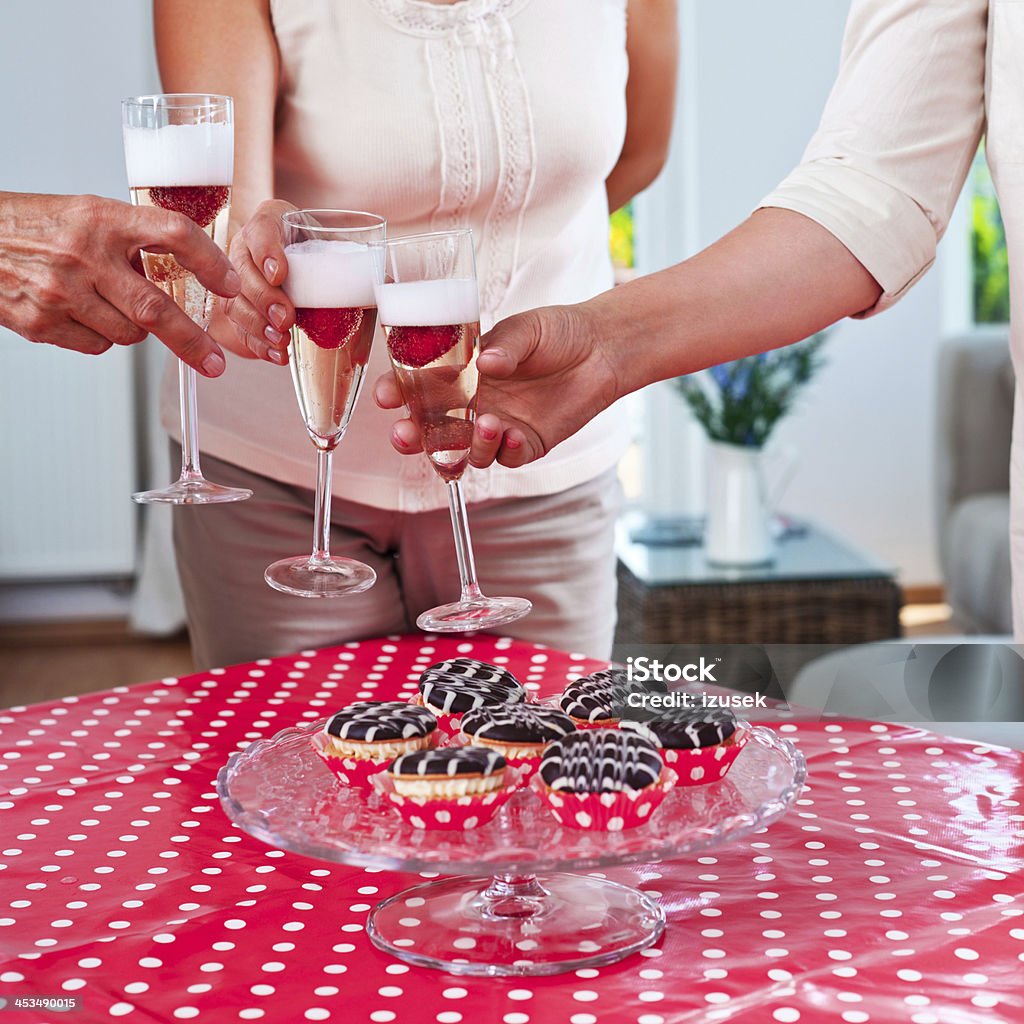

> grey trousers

[{"left": 171, "top": 446, "right": 622, "bottom": 669}]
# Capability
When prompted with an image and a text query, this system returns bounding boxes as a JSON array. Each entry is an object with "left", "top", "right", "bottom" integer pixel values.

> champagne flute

[
  {"left": 264, "top": 210, "right": 385, "bottom": 598},
  {"left": 122, "top": 93, "right": 252, "bottom": 504},
  {"left": 371, "top": 230, "right": 532, "bottom": 632}
]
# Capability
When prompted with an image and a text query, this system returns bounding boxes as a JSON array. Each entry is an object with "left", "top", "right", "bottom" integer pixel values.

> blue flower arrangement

[{"left": 675, "top": 333, "right": 827, "bottom": 448}]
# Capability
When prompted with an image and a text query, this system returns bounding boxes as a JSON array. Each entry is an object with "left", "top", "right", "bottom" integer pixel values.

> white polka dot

[
  {"left": 773, "top": 1010, "right": 801, "bottom": 1023},
  {"left": 110, "top": 1004, "right": 135, "bottom": 1017},
  {"left": 507, "top": 990, "right": 533, "bottom": 1001},
  {"left": 239, "top": 1012, "right": 265, "bottom": 1021},
  {"left": 173, "top": 1010, "right": 199, "bottom": 1020},
  {"left": 954, "top": 947, "right": 979, "bottom": 961},
  {"left": 378, "top": 987, "right": 403, "bottom": 998},
  {"left": 124, "top": 983, "right": 149, "bottom": 994},
  {"left": 505, "top": 1015, "right": 531, "bottom": 1024},
  {"left": 638, "top": 991, "right": 664, "bottom": 1003},
  {"left": 369, "top": 1014, "right": 395, "bottom": 1024},
  {"left": 62, "top": 978, "right": 86, "bottom": 991},
  {"left": 304, "top": 1011, "right": 330, "bottom": 1022},
  {"left": 437, "top": 1014, "right": 462, "bottom": 1024},
  {"left": 442, "top": 988, "right": 467, "bottom": 1000},
  {"left": 573, "top": 990, "right": 598, "bottom": 1002}
]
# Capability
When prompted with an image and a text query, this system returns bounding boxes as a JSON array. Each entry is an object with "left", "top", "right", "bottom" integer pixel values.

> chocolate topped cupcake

[
  {"left": 322, "top": 701, "right": 437, "bottom": 760},
  {"left": 558, "top": 667, "right": 661, "bottom": 725},
  {"left": 460, "top": 704, "right": 576, "bottom": 760},
  {"left": 418, "top": 658, "right": 526, "bottom": 719},
  {"left": 388, "top": 745, "right": 507, "bottom": 797},
  {"left": 539, "top": 728, "right": 663, "bottom": 794},
  {"left": 620, "top": 708, "right": 737, "bottom": 750}
]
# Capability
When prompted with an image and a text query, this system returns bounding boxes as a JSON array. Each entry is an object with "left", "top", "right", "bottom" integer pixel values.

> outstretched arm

[{"left": 376, "top": 208, "right": 881, "bottom": 463}]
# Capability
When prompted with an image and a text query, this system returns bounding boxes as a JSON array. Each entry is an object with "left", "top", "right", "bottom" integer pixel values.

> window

[
  {"left": 971, "top": 149, "right": 1009, "bottom": 325},
  {"left": 609, "top": 201, "right": 636, "bottom": 282}
]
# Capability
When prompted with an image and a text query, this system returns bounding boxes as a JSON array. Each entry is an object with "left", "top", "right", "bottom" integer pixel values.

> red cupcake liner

[
  {"left": 530, "top": 767, "right": 678, "bottom": 831},
  {"left": 310, "top": 730, "right": 440, "bottom": 787},
  {"left": 371, "top": 765, "right": 524, "bottom": 830},
  {"left": 661, "top": 728, "right": 748, "bottom": 786}
]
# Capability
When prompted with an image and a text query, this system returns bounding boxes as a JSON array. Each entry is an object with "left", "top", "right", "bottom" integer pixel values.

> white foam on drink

[
  {"left": 123, "top": 123, "right": 233, "bottom": 187},
  {"left": 375, "top": 279, "right": 480, "bottom": 327},
  {"left": 283, "top": 240, "right": 377, "bottom": 308}
]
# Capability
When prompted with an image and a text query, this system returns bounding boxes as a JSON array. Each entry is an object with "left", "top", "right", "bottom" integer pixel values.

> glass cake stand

[{"left": 217, "top": 721, "right": 806, "bottom": 977}]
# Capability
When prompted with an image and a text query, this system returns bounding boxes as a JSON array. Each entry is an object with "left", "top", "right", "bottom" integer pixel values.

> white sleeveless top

[{"left": 163, "top": 0, "right": 631, "bottom": 512}]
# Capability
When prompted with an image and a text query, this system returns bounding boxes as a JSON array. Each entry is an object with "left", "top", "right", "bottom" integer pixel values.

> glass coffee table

[{"left": 615, "top": 514, "right": 902, "bottom": 647}]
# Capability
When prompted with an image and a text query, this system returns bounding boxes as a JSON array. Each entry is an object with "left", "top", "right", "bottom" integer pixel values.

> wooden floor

[
  {"left": 0, "top": 604, "right": 960, "bottom": 710},
  {"left": 0, "top": 621, "right": 193, "bottom": 709}
]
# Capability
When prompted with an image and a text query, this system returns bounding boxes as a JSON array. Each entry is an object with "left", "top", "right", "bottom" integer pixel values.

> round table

[{"left": 0, "top": 634, "right": 1022, "bottom": 1022}]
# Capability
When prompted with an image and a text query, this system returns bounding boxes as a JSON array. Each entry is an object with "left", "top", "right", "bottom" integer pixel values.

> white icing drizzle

[
  {"left": 419, "top": 658, "right": 525, "bottom": 714},
  {"left": 539, "top": 729, "right": 662, "bottom": 794},
  {"left": 325, "top": 701, "right": 436, "bottom": 742},
  {"left": 461, "top": 703, "right": 575, "bottom": 743},
  {"left": 620, "top": 709, "right": 736, "bottom": 750},
  {"left": 390, "top": 745, "right": 505, "bottom": 778}
]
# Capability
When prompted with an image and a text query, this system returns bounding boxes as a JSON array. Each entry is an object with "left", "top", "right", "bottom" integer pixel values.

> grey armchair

[{"left": 936, "top": 336, "right": 1014, "bottom": 634}]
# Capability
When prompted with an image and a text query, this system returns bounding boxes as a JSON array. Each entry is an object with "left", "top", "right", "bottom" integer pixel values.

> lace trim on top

[{"left": 365, "top": 0, "right": 530, "bottom": 35}]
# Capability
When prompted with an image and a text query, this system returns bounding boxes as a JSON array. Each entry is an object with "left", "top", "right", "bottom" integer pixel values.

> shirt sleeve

[{"left": 760, "top": 0, "right": 989, "bottom": 316}]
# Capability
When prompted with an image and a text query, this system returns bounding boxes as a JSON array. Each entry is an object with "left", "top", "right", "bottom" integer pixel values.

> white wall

[
  {"left": 637, "top": 0, "right": 944, "bottom": 584},
  {"left": 0, "top": 1, "right": 159, "bottom": 580}
]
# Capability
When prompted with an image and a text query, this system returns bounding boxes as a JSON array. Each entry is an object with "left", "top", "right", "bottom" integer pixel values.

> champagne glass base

[
  {"left": 265, "top": 556, "right": 377, "bottom": 598},
  {"left": 416, "top": 596, "right": 532, "bottom": 634},
  {"left": 132, "top": 478, "right": 253, "bottom": 505},
  {"left": 366, "top": 873, "right": 664, "bottom": 976}
]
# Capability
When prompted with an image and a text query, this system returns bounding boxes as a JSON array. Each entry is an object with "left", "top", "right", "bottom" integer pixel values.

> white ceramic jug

[{"left": 705, "top": 441, "right": 775, "bottom": 567}]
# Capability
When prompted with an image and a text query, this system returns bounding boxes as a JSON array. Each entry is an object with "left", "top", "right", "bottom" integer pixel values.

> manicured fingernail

[
  {"left": 269, "top": 304, "right": 287, "bottom": 329},
  {"left": 478, "top": 424, "right": 498, "bottom": 441},
  {"left": 505, "top": 436, "right": 522, "bottom": 450},
  {"left": 484, "top": 347, "right": 507, "bottom": 361},
  {"left": 264, "top": 258, "right": 279, "bottom": 281},
  {"left": 201, "top": 351, "right": 226, "bottom": 377},
  {"left": 269, "top": 348, "right": 288, "bottom": 366},
  {"left": 225, "top": 267, "right": 242, "bottom": 293},
  {"left": 265, "top": 324, "right": 286, "bottom": 345},
  {"left": 393, "top": 431, "right": 410, "bottom": 450}
]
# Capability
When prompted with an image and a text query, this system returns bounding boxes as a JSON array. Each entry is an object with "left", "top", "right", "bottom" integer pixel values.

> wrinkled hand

[
  {"left": 374, "top": 304, "right": 622, "bottom": 468},
  {"left": 0, "top": 192, "right": 240, "bottom": 376},
  {"left": 223, "top": 198, "right": 297, "bottom": 364}
]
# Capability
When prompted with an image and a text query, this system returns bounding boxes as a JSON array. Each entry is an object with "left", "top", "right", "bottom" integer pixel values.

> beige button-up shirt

[{"left": 761, "top": 0, "right": 1021, "bottom": 636}]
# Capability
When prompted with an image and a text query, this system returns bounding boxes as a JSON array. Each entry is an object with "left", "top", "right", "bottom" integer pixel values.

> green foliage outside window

[
  {"left": 972, "top": 149, "right": 1010, "bottom": 324},
  {"left": 609, "top": 201, "right": 634, "bottom": 270}
]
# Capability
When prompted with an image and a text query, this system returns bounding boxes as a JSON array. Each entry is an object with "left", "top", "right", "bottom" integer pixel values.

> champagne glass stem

[
  {"left": 178, "top": 360, "right": 204, "bottom": 481},
  {"left": 312, "top": 447, "right": 334, "bottom": 566},
  {"left": 446, "top": 479, "right": 483, "bottom": 602}
]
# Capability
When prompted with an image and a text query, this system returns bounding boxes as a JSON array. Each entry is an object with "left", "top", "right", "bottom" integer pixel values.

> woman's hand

[{"left": 223, "top": 198, "right": 298, "bottom": 363}]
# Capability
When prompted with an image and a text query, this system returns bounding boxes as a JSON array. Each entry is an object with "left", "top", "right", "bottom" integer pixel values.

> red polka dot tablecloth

[{"left": 1, "top": 635, "right": 1022, "bottom": 1023}]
